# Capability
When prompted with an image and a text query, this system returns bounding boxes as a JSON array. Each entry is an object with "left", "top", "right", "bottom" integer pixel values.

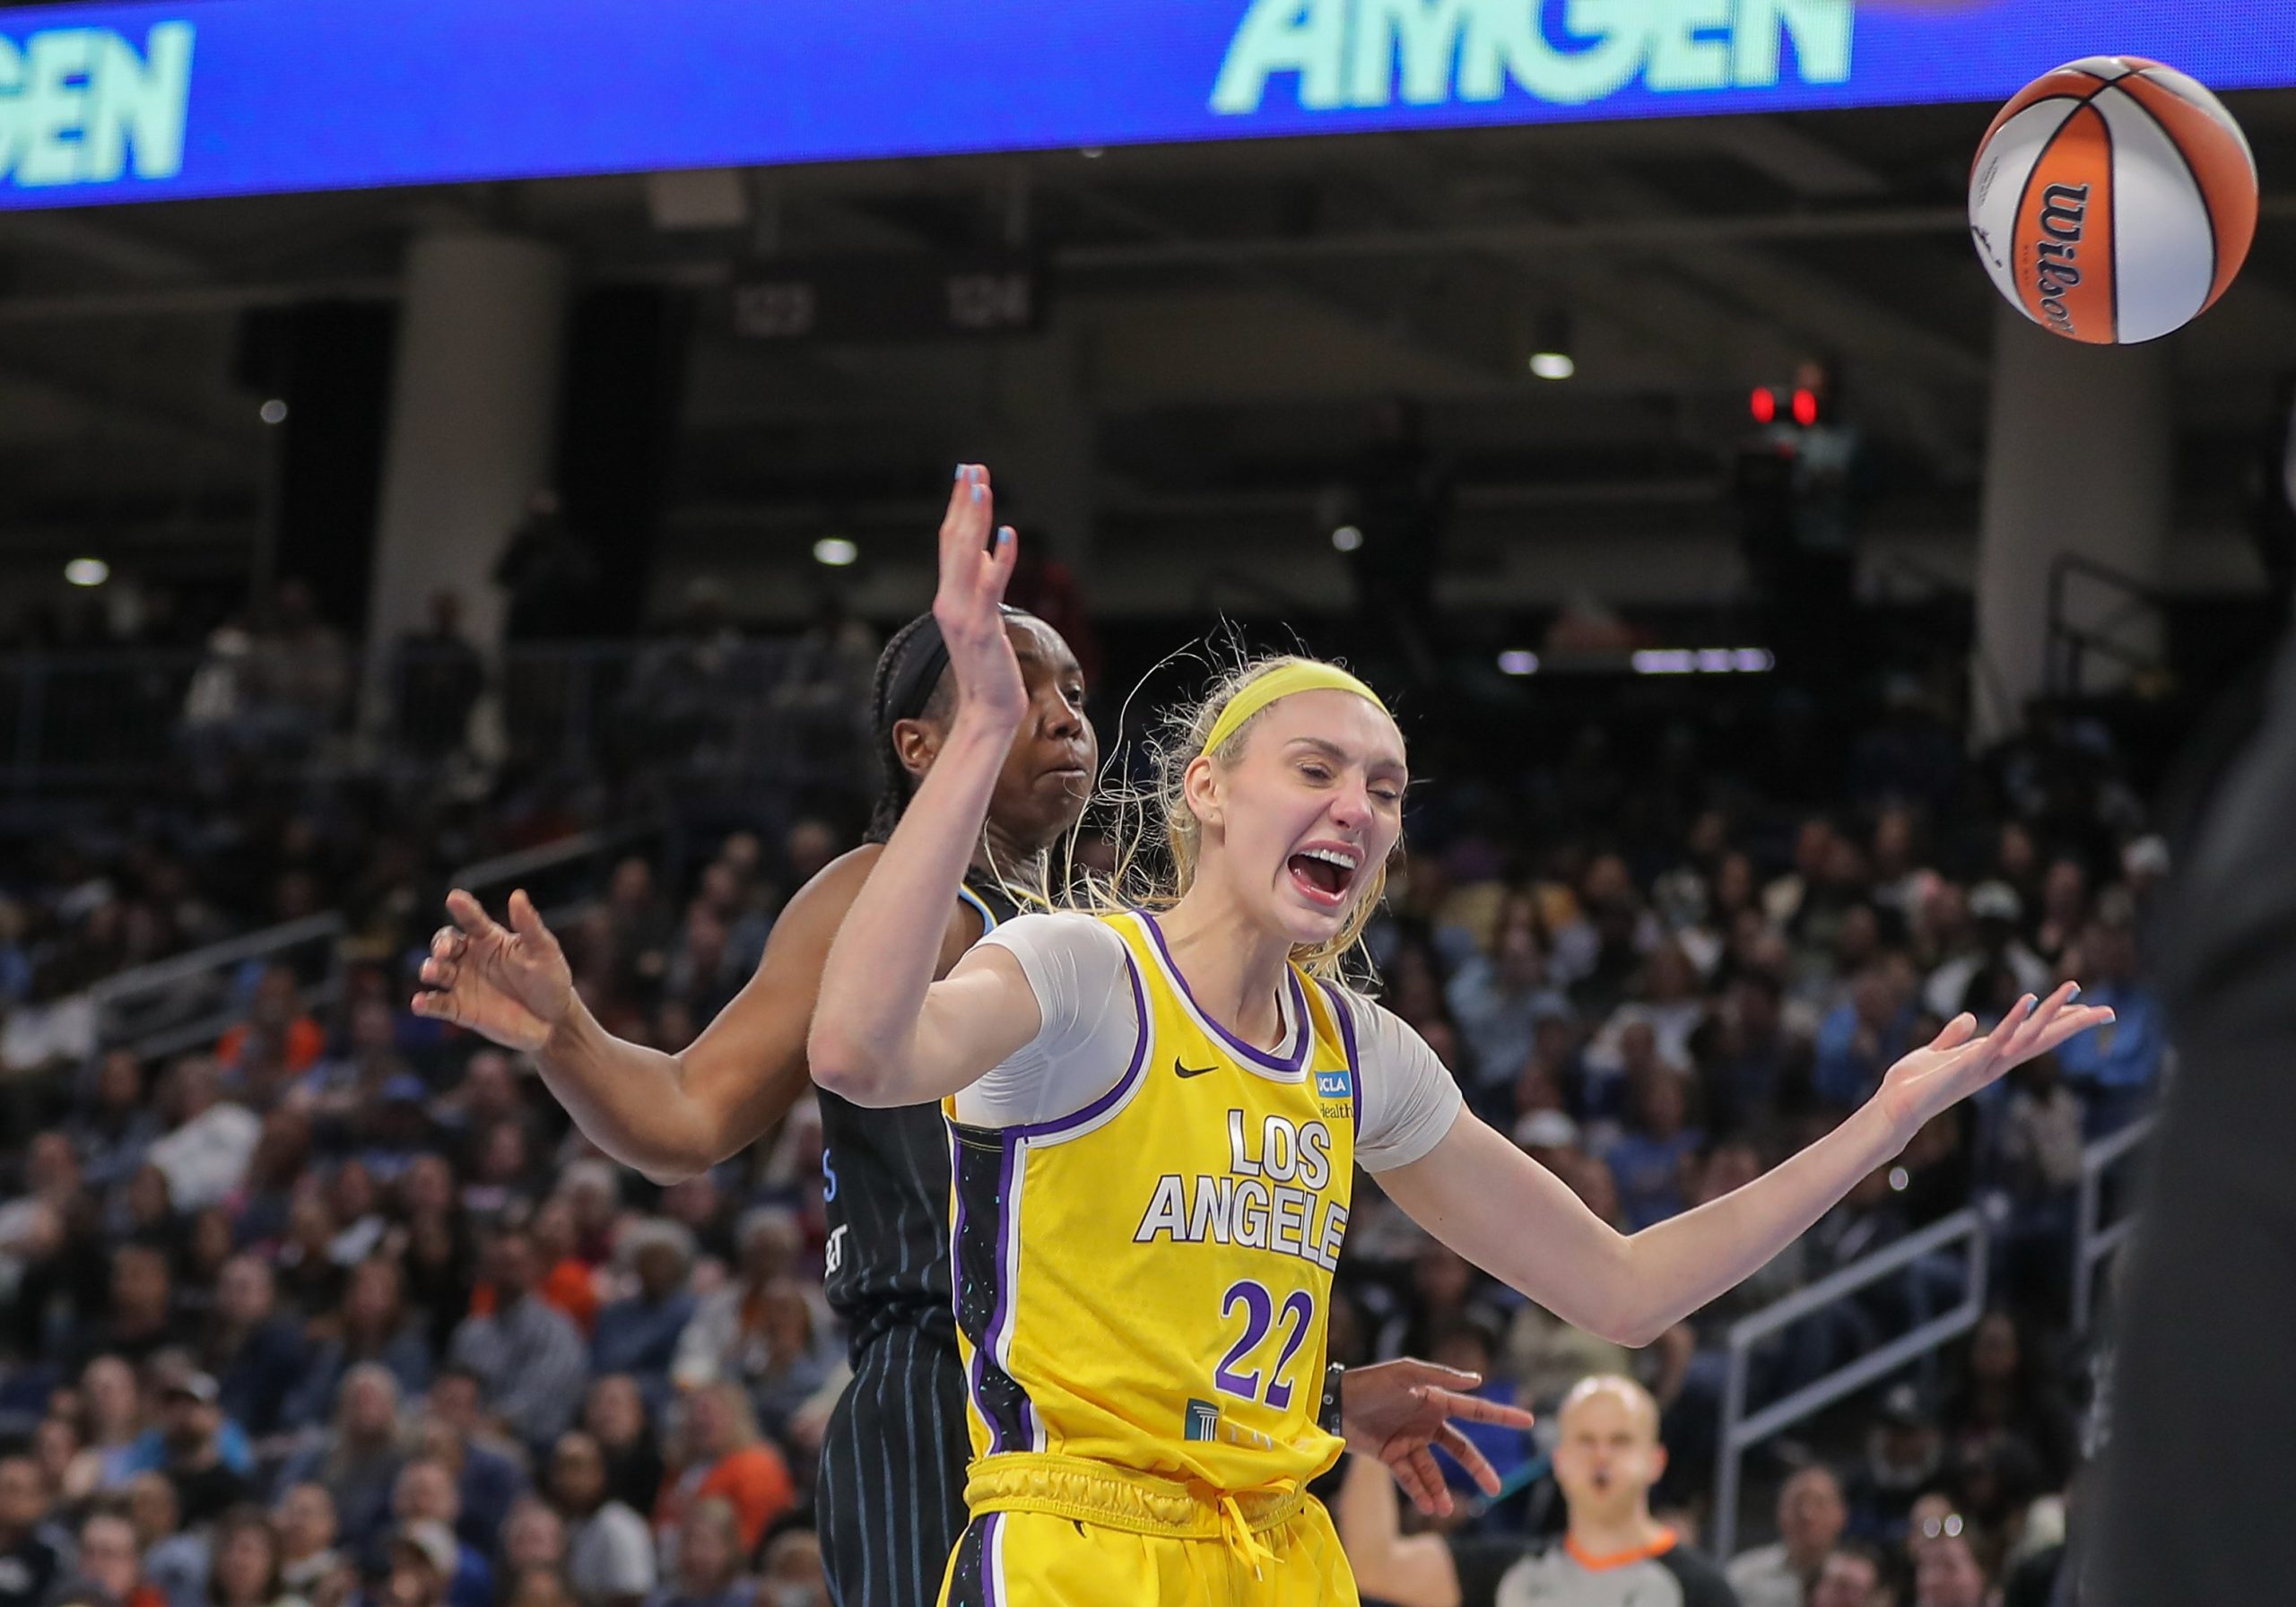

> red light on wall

[
  {"left": 1791, "top": 387, "right": 1819, "bottom": 427},
  {"left": 1750, "top": 387, "right": 1777, "bottom": 424}
]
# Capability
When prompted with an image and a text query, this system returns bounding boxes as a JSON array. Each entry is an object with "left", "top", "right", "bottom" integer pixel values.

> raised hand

[
  {"left": 1876, "top": 981, "right": 2115, "bottom": 1141},
  {"left": 1338, "top": 1359, "right": 1537, "bottom": 1517},
  {"left": 936, "top": 465, "right": 1025, "bottom": 727},
  {"left": 411, "top": 888, "right": 575, "bottom": 1054}
]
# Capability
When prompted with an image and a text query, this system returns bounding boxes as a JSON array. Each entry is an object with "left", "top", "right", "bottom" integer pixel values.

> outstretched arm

[
  {"left": 1384, "top": 987, "right": 2111, "bottom": 1345},
  {"left": 1331, "top": 1454, "right": 1464, "bottom": 1607},
  {"left": 416, "top": 850, "right": 936, "bottom": 1183},
  {"left": 808, "top": 465, "right": 1044, "bottom": 1108}
]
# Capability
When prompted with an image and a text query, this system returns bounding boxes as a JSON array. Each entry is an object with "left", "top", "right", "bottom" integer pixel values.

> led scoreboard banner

[{"left": 0, "top": 0, "right": 2290, "bottom": 208}]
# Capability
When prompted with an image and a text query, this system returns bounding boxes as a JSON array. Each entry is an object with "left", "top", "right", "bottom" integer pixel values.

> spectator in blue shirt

[
  {"left": 588, "top": 1224, "right": 697, "bottom": 1419},
  {"left": 1444, "top": 916, "right": 1569, "bottom": 1116},
  {"left": 1604, "top": 1057, "right": 1705, "bottom": 1231},
  {"left": 2054, "top": 918, "right": 2165, "bottom": 1135}
]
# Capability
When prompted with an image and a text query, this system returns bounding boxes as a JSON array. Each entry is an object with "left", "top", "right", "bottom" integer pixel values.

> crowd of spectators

[{"left": 0, "top": 599, "right": 2170, "bottom": 1607}]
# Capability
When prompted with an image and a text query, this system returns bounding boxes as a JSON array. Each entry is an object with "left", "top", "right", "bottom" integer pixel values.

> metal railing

[
  {"left": 84, "top": 911, "right": 347, "bottom": 1069},
  {"left": 2072, "top": 1113, "right": 2158, "bottom": 1331},
  {"left": 448, "top": 820, "right": 677, "bottom": 925},
  {"left": 1711, "top": 1208, "right": 1990, "bottom": 1558},
  {"left": 2045, "top": 552, "right": 2170, "bottom": 701},
  {"left": 1711, "top": 1109, "right": 2162, "bottom": 1555}
]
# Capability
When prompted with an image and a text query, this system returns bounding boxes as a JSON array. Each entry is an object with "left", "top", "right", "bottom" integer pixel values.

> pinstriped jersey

[
  {"left": 946, "top": 909, "right": 1361, "bottom": 1493},
  {"left": 821, "top": 881, "right": 1014, "bottom": 1350}
]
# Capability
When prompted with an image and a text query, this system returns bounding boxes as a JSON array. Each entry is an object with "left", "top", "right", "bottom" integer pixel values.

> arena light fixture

[
  {"left": 258, "top": 398, "right": 289, "bottom": 425},
  {"left": 64, "top": 558, "right": 110, "bottom": 587},
  {"left": 1527, "top": 312, "right": 1574, "bottom": 380},
  {"left": 1330, "top": 525, "right": 1364, "bottom": 552},
  {"left": 813, "top": 536, "right": 859, "bottom": 567},
  {"left": 1630, "top": 647, "right": 1775, "bottom": 675},
  {"left": 1497, "top": 649, "right": 1540, "bottom": 676}
]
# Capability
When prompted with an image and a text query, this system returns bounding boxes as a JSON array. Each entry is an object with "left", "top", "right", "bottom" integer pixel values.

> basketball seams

[
  {"left": 2100, "top": 81, "right": 2216, "bottom": 319},
  {"left": 1974, "top": 56, "right": 2255, "bottom": 345},
  {"left": 2115, "top": 69, "right": 2257, "bottom": 308},
  {"left": 2098, "top": 101, "right": 2120, "bottom": 343},
  {"left": 2135, "top": 64, "right": 2257, "bottom": 175},
  {"left": 1975, "top": 72, "right": 2107, "bottom": 165}
]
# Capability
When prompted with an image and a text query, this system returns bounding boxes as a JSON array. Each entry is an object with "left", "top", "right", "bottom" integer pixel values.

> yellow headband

[{"left": 1200, "top": 662, "right": 1391, "bottom": 758}]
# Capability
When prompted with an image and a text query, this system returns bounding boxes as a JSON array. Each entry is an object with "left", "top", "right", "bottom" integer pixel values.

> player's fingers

[
  {"left": 2007, "top": 983, "right": 2075, "bottom": 1049},
  {"left": 443, "top": 889, "right": 501, "bottom": 939},
  {"left": 1405, "top": 1362, "right": 1485, "bottom": 1390},
  {"left": 507, "top": 888, "right": 554, "bottom": 947},
  {"left": 410, "top": 990, "right": 460, "bottom": 1024},
  {"left": 417, "top": 956, "right": 457, "bottom": 988},
  {"left": 937, "top": 466, "right": 987, "bottom": 587},
  {"left": 1927, "top": 1012, "right": 1978, "bottom": 1052},
  {"left": 986, "top": 525, "right": 1020, "bottom": 600},
  {"left": 936, "top": 465, "right": 972, "bottom": 540},
  {"left": 1387, "top": 1444, "right": 1438, "bottom": 1513},
  {"left": 1432, "top": 1390, "right": 1536, "bottom": 1430},
  {"left": 1403, "top": 1447, "right": 1454, "bottom": 1516},
  {"left": 1437, "top": 1423, "right": 1503, "bottom": 1495},
  {"left": 430, "top": 925, "right": 465, "bottom": 960},
  {"left": 2031, "top": 1004, "right": 2116, "bottom": 1056}
]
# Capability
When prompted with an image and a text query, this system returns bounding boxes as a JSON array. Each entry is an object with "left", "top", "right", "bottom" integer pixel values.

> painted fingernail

[
  {"left": 997, "top": 526, "right": 1014, "bottom": 544},
  {"left": 972, "top": 484, "right": 985, "bottom": 503},
  {"left": 954, "top": 465, "right": 965, "bottom": 481},
  {"left": 2103, "top": 1009, "right": 2117, "bottom": 1022},
  {"left": 2068, "top": 984, "right": 2080, "bottom": 1001}
]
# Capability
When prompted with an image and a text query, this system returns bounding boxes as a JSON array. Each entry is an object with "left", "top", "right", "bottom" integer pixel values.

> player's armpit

[{"left": 677, "top": 845, "right": 987, "bottom": 1162}]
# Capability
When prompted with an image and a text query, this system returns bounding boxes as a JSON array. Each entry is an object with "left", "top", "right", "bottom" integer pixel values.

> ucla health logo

[
  {"left": 1213, "top": 0, "right": 1853, "bottom": 113},
  {"left": 0, "top": 22, "right": 195, "bottom": 190}
]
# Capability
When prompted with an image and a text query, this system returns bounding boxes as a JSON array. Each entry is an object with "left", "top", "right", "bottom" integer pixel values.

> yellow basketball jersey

[{"left": 946, "top": 910, "right": 1361, "bottom": 1496}]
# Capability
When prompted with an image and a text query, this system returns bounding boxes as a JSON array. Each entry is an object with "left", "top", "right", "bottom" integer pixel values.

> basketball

[{"left": 1968, "top": 56, "right": 2258, "bottom": 344}]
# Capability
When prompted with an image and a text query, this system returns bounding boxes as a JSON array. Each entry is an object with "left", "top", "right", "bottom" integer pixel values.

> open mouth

[{"left": 1286, "top": 846, "right": 1360, "bottom": 908}]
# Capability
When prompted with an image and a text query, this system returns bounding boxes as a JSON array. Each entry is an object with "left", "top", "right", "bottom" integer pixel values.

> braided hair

[{"left": 864, "top": 606, "right": 1031, "bottom": 844}]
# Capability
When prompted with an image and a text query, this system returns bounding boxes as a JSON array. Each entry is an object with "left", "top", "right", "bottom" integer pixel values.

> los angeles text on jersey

[{"left": 1132, "top": 1110, "right": 1349, "bottom": 1272}]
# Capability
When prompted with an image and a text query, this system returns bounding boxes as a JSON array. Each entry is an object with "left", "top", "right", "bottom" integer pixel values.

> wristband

[{"left": 1319, "top": 1363, "right": 1345, "bottom": 1437}]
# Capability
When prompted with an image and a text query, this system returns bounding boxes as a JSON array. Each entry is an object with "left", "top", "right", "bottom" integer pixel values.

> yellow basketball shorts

[{"left": 936, "top": 1453, "right": 1359, "bottom": 1607}]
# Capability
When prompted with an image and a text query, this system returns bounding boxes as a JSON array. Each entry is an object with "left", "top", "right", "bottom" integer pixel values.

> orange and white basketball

[{"left": 1968, "top": 57, "right": 2257, "bottom": 344}]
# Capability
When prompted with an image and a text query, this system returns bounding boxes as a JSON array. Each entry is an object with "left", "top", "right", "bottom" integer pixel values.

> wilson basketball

[{"left": 1969, "top": 56, "right": 2257, "bottom": 344}]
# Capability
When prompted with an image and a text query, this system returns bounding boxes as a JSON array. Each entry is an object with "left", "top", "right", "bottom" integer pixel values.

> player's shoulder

[
  {"left": 975, "top": 908, "right": 1132, "bottom": 974},
  {"left": 989, "top": 907, "right": 1125, "bottom": 943}
]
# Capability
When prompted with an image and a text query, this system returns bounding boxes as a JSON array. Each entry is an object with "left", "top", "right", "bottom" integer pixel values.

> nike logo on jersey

[{"left": 1175, "top": 1058, "right": 1219, "bottom": 1079}]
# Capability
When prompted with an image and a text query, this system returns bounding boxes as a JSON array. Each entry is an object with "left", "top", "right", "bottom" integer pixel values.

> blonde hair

[{"left": 1074, "top": 650, "right": 1400, "bottom": 983}]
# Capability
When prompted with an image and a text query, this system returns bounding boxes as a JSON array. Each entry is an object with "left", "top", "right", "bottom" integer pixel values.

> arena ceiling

[{"left": 0, "top": 92, "right": 2291, "bottom": 619}]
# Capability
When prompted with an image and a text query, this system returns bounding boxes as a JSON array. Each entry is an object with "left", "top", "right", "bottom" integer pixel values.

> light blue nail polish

[
  {"left": 2068, "top": 984, "right": 2080, "bottom": 1002},
  {"left": 998, "top": 526, "right": 1013, "bottom": 543},
  {"left": 954, "top": 465, "right": 965, "bottom": 481},
  {"left": 972, "top": 484, "right": 985, "bottom": 504}
]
